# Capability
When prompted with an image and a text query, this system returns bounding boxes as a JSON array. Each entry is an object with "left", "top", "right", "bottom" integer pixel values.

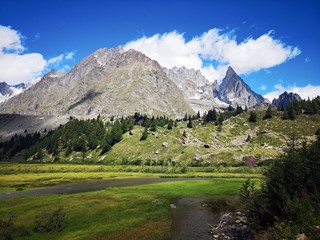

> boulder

[{"left": 162, "top": 142, "right": 168, "bottom": 148}]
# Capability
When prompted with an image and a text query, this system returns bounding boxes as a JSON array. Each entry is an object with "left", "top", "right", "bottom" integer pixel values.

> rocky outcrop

[
  {"left": 272, "top": 91, "right": 302, "bottom": 109},
  {"left": 209, "top": 210, "right": 250, "bottom": 240},
  {"left": 218, "top": 67, "right": 265, "bottom": 108},
  {"left": 0, "top": 47, "right": 194, "bottom": 118},
  {"left": 163, "top": 66, "right": 226, "bottom": 113},
  {"left": 0, "top": 82, "right": 13, "bottom": 96}
]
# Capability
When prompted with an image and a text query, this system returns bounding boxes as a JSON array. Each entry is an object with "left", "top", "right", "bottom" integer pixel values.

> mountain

[
  {"left": 0, "top": 82, "right": 26, "bottom": 103},
  {"left": 0, "top": 47, "right": 194, "bottom": 118},
  {"left": 0, "top": 82, "right": 13, "bottom": 96},
  {"left": 272, "top": 91, "right": 302, "bottom": 109},
  {"left": 218, "top": 66, "right": 265, "bottom": 108},
  {"left": 163, "top": 66, "right": 226, "bottom": 113}
]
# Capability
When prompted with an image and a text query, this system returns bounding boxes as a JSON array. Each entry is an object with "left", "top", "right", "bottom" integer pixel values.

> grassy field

[
  {"left": 0, "top": 163, "right": 262, "bottom": 193},
  {"left": 0, "top": 177, "right": 259, "bottom": 240},
  {"left": 0, "top": 163, "right": 262, "bottom": 240}
]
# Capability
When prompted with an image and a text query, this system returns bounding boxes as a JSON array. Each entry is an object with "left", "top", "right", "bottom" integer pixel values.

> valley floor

[{"left": 0, "top": 163, "right": 261, "bottom": 240}]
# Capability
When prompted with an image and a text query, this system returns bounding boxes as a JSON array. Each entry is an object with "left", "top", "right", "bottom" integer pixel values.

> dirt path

[{"left": 0, "top": 177, "right": 212, "bottom": 200}]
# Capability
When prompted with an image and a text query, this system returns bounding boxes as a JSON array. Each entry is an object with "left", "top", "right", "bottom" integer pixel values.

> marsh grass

[{"left": 0, "top": 178, "right": 261, "bottom": 240}]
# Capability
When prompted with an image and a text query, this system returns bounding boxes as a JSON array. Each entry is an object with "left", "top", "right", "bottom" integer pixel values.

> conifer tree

[
  {"left": 140, "top": 126, "right": 148, "bottom": 141},
  {"left": 187, "top": 116, "right": 193, "bottom": 128},
  {"left": 263, "top": 106, "right": 273, "bottom": 119},
  {"left": 249, "top": 111, "right": 257, "bottom": 122}
]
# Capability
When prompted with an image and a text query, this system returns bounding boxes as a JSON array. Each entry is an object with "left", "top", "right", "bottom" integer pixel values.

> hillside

[{"left": 2, "top": 109, "right": 319, "bottom": 166}]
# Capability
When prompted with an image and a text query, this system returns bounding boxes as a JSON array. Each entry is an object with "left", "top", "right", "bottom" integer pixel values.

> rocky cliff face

[
  {"left": 0, "top": 82, "right": 26, "bottom": 103},
  {"left": 163, "top": 66, "right": 226, "bottom": 113},
  {"left": 0, "top": 82, "right": 13, "bottom": 96},
  {"left": 218, "top": 67, "right": 265, "bottom": 108},
  {"left": 272, "top": 91, "right": 302, "bottom": 109},
  {"left": 0, "top": 47, "right": 194, "bottom": 118}
]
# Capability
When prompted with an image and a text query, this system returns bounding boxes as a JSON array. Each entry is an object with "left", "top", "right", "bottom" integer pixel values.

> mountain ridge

[
  {"left": 218, "top": 66, "right": 265, "bottom": 108},
  {"left": 0, "top": 47, "right": 194, "bottom": 118}
]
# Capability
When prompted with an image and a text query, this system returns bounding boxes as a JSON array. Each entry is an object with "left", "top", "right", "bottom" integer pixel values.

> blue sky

[{"left": 0, "top": 0, "right": 319, "bottom": 100}]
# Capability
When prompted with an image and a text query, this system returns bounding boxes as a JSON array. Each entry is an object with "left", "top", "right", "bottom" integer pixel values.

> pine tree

[
  {"left": 197, "top": 111, "right": 201, "bottom": 119},
  {"left": 236, "top": 106, "right": 243, "bottom": 115},
  {"left": 183, "top": 113, "right": 188, "bottom": 121},
  {"left": 150, "top": 120, "right": 157, "bottom": 132},
  {"left": 218, "top": 114, "right": 224, "bottom": 125},
  {"left": 249, "top": 111, "right": 257, "bottom": 122},
  {"left": 140, "top": 126, "right": 148, "bottom": 141},
  {"left": 167, "top": 120, "right": 173, "bottom": 130},
  {"left": 187, "top": 116, "right": 193, "bottom": 128},
  {"left": 228, "top": 104, "right": 234, "bottom": 111},
  {"left": 287, "top": 102, "right": 296, "bottom": 120},
  {"left": 263, "top": 106, "right": 273, "bottom": 119}
]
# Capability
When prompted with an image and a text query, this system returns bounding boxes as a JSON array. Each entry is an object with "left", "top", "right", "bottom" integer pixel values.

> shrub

[
  {"left": 0, "top": 214, "right": 16, "bottom": 240},
  {"left": 34, "top": 207, "right": 67, "bottom": 232},
  {"left": 240, "top": 136, "right": 320, "bottom": 236},
  {"left": 249, "top": 111, "right": 257, "bottom": 122}
]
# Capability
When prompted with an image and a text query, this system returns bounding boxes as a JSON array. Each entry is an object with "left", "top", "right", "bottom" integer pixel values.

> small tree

[
  {"left": 263, "top": 106, "right": 273, "bottom": 119},
  {"left": 140, "top": 126, "right": 148, "bottom": 141},
  {"left": 183, "top": 113, "right": 188, "bottom": 121},
  {"left": 187, "top": 116, "right": 193, "bottom": 128},
  {"left": 236, "top": 106, "right": 243, "bottom": 115},
  {"left": 150, "top": 121, "right": 157, "bottom": 132},
  {"left": 249, "top": 111, "right": 257, "bottom": 122},
  {"left": 167, "top": 120, "right": 173, "bottom": 130}
]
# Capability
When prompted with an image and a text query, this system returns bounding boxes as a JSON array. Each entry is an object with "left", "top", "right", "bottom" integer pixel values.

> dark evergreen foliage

[
  {"left": 187, "top": 116, "right": 193, "bottom": 128},
  {"left": 249, "top": 111, "right": 257, "bottom": 122},
  {"left": 240, "top": 136, "right": 320, "bottom": 235},
  {"left": 263, "top": 106, "right": 273, "bottom": 120},
  {"left": 140, "top": 126, "right": 148, "bottom": 141}
]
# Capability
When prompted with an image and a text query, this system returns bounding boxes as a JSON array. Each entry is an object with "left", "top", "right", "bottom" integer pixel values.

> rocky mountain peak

[
  {"left": 225, "top": 66, "right": 237, "bottom": 78},
  {"left": 272, "top": 91, "right": 302, "bottom": 109},
  {"left": 0, "top": 82, "right": 13, "bottom": 96},
  {"left": 163, "top": 66, "right": 226, "bottom": 113},
  {"left": 218, "top": 66, "right": 264, "bottom": 108},
  {"left": 117, "top": 49, "right": 161, "bottom": 68},
  {"left": 0, "top": 46, "right": 193, "bottom": 117}
]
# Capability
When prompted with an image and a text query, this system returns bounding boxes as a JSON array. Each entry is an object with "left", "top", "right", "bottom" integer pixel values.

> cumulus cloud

[
  {"left": 0, "top": 25, "right": 24, "bottom": 52},
  {"left": 124, "top": 29, "right": 301, "bottom": 82},
  {"left": 264, "top": 84, "right": 320, "bottom": 101},
  {"left": 0, "top": 25, "right": 76, "bottom": 85}
]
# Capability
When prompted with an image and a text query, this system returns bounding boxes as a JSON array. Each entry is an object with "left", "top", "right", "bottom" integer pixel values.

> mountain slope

[
  {"left": 218, "top": 67, "right": 265, "bottom": 108},
  {"left": 0, "top": 47, "right": 194, "bottom": 118},
  {"left": 163, "top": 66, "right": 226, "bottom": 113}
]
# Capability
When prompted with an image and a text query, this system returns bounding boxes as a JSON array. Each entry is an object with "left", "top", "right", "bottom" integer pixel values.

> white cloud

[
  {"left": 0, "top": 52, "right": 47, "bottom": 84},
  {"left": 305, "top": 57, "right": 310, "bottom": 63},
  {"left": 65, "top": 51, "right": 76, "bottom": 60},
  {"left": 259, "top": 85, "right": 267, "bottom": 91},
  {"left": 47, "top": 54, "right": 64, "bottom": 65},
  {"left": 0, "top": 25, "right": 76, "bottom": 85},
  {"left": 264, "top": 84, "right": 320, "bottom": 101},
  {"left": 0, "top": 25, "right": 24, "bottom": 52},
  {"left": 124, "top": 29, "right": 300, "bottom": 82}
]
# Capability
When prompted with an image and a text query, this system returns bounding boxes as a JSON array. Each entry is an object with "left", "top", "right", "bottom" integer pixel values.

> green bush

[
  {"left": 240, "top": 136, "right": 320, "bottom": 237},
  {"left": 34, "top": 207, "right": 67, "bottom": 233},
  {"left": 0, "top": 214, "right": 16, "bottom": 240}
]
